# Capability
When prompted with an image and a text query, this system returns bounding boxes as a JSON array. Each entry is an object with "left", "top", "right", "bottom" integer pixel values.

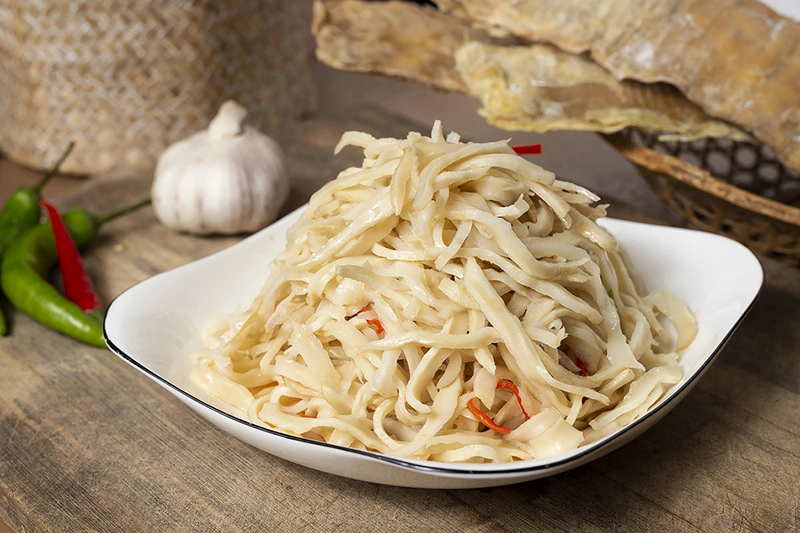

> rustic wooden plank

[{"left": 0, "top": 106, "right": 797, "bottom": 532}]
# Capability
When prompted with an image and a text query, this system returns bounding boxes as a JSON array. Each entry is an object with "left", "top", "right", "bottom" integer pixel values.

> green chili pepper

[
  {"left": 1, "top": 199, "right": 150, "bottom": 347},
  {"left": 0, "top": 143, "right": 75, "bottom": 335}
]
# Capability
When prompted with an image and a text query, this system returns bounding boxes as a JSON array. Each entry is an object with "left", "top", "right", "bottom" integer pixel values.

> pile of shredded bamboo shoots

[{"left": 191, "top": 122, "right": 696, "bottom": 463}]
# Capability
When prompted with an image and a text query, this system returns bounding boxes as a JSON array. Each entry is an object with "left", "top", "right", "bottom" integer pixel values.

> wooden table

[{"left": 0, "top": 107, "right": 798, "bottom": 533}]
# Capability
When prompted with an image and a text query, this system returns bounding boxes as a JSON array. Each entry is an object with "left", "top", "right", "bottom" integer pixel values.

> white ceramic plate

[{"left": 104, "top": 207, "right": 763, "bottom": 489}]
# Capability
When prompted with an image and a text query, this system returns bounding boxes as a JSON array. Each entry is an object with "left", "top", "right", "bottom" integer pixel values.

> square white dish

[{"left": 104, "top": 207, "right": 763, "bottom": 489}]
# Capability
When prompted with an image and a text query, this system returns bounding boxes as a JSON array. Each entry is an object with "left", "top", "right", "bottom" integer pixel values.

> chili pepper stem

[
  {"left": 33, "top": 142, "right": 75, "bottom": 194},
  {"left": 96, "top": 198, "right": 152, "bottom": 227}
]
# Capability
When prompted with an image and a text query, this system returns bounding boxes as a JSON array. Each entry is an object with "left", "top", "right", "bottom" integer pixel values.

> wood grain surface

[{"left": 0, "top": 107, "right": 798, "bottom": 533}]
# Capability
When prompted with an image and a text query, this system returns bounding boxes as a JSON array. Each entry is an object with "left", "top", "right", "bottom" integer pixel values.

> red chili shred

[
  {"left": 366, "top": 318, "right": 384, "bottom": 335},
  {"left": 355, "top": 305, "right": 384, "bottom": 334},
  {"left": 468, "top": 380, "right": 532, "bottom": 435},
  {"left": 575, "top": 357, "right": 590, "bottom": 377},
  {"left": 467, "top": 398, "right": 512, "bottom": 435},
  {"left": 496, "top": 379, "right": 531, "bottom": 420},
  {"left": 511, "top": 144, "right": 542, "bottom": 155}
]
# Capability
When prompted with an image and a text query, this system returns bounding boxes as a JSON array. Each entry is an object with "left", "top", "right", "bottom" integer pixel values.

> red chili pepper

[
  {"left": 511, "top": 144, "right": 542, "bottom": 155},
  {"left": 468, "top": 380, "right": 531, "bottom": 435},
  {"left": 575, "top": 357, "right": 590, "bottom": 377},
  {"left": 41, "top": 201, "right": 103, "bottom": 319}
]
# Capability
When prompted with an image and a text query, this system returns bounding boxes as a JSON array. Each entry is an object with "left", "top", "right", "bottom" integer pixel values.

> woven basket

[
  {"left": 606, "top": 130, "right": 800, "bottom": 266},
  {"left": 0, "top": 0, "right": 316, "bottom": 175}
]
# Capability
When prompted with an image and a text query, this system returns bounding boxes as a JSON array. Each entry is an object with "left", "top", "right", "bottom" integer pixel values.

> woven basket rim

[{"left": 604, "top": 133, "right": 800, "bottom": 228}]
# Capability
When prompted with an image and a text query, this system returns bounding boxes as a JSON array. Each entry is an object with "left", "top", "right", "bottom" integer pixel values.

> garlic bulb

[{"left": 152, "top": 100, "right": 289, "bottom": 235}]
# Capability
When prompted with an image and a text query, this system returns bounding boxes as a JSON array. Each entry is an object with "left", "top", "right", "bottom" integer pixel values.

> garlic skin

[{"left": 152, "top": 100, "right": 289, "bottom": 235}]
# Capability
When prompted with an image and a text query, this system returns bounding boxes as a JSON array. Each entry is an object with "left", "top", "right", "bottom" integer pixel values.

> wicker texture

[
  {"left": 0, "top": 0, "right": 316, "bottom": 175},
  {"left": 609, "top": 130, "right": 800, "bottom": 266}
]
